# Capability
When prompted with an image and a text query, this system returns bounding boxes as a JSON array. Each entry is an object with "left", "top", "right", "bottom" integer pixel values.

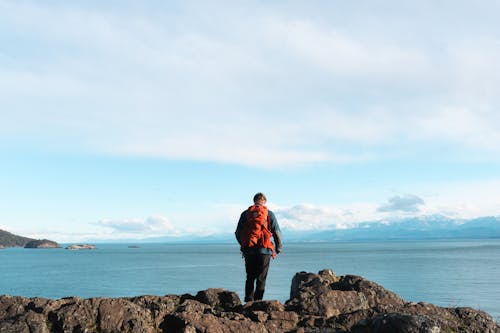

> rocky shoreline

[{"left": 1, "top": 269, "right": 498, "bottom": 333}]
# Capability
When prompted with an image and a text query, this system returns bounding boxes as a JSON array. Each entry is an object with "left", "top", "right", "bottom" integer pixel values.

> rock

[
  {"left": 195, "top": 288, "right": 242, "bottom": 312},
  {"left": 0, "top": 269, "right": 498, "bottom": 333},
  {"left": 24, "top": 239, "right": 60, "bottom": 249},
  {"left": 243, "top": 300, "right": 285, "bottom": 313},
  {"left": 351, "top": 313, "right": 441, "bottom": 333},
  {"left": 98, "top": 298, "right": 154, "bottom": 333},
  {"left": 266, "top": 310, "right": 300, "bottom": 332},
  {"left": 47, "top": 297, "right": 100, "bottom": 332},
  {"left": 286, "top": 271, "right": 406, "bottom": 318},
  {"left": 65, "top": 244, "right": 96, "bottom": 250},
  {"left": 162, "top": 312, "right": 268, "bottom": 333},
  {"left": 129, "top": 295, "right": 181, "bottom": 328},
  {"left": 332, "top": 274, "right": 406, "bottom": 308}
]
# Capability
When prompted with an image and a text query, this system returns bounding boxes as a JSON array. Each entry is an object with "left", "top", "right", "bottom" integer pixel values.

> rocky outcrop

[
  {"left": 65, "top": 244, "right": 96, "bottom": 250},
  {"left": 0, "top": 229, "right": 60, "bottom": 249},
  {"left": 0, "top": 269, "right": 498, "bottom": 333},
  {"left": 0, "top": 229, "right": 35, "bottom": 248},
  {"left": 24, "top": 239, "right": 60, "bottom": 249}
]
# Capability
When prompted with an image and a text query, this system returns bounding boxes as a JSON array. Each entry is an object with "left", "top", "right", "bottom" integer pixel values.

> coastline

[
  {"left": 1, "top": 269, "right": 498, "bottom": 332},
  {"left": 2, "top": 240, "right": 499, "bottom": 320}
]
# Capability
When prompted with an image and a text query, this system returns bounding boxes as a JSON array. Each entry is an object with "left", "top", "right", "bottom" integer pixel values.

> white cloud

[
  {"left": 6, "top": 178, "right": 500, "bottom": 240},
  {"left": 378, "top": 194, "right": 425, "bottom": 213},
  {"left": 265, "top": 18, "right": 430, "bottom": 81},
  {"left": 95, "top": 216, "right": 178, "bottom": 235},
  {"left": 274, "top": 180, "right": 500, "bottom": 231},
  {"left": 10, "top": 216, "right": 196, "bottom": 243},
  {"left": 416, "top": 180, "right": 500, "bottom": 219},
  {"left": 275, "top": 204, "right": 338, "bottom": 230},
  {"left": 273, "top": 203, "right": 382, "bottom": 231},
  {"left": 412, "top": 106, "right": 500, "bottom": 152},
  {"left": 1, "top": 1, "right": 500, "bottom": 168}
]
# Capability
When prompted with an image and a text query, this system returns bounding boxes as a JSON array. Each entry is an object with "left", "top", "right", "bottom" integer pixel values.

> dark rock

[
  {"left": 246, "top": 310, "right": 269, "bottom": 323},
  {"left": 0, "top": 268, "right": 498, "bottom": 333},
  {"left": 241, "top": 300, "right": 300, "bottom": 331},
  {"left": 47, "top": 297, "right": 100, "bottom": 332},
  {"left": 332, "top": 274, "right": 405, "bottom": 308},
  {"left": 351, "top": 313, "right": 440, "bottom": 333},
  {"left": 195, "top": 288, "right": 241, "bottom": 312},
  {"left": 97, "top": 298, "right": 153, "bottom": 333},
  {"left": 243, "top": 300, "right": 285, "bottom": 313},
  {"left": 130, "top": 295, "right": 181, "bottom": 328},
  {"left": 286, "top": 270, "right": 406, "bottom": 318},
  {"left": 162, "top": 312, "right": 268, "bottom": 333},
  {"left": 448, "top": 307, "right": 500, "bottom": 333},
  {"left": 0, "top": 320, "right": 31, "bottom": 333},
  {"left": 177, "top": 299, "right": 211, "bottom": 314},
  {"left": 266, "top": 310, "right": 300, "bottom": 332}
]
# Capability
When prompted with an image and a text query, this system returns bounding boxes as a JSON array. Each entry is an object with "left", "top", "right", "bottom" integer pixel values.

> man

[{"left": 235, "top": 192, "right": 282, "bottom": 302}]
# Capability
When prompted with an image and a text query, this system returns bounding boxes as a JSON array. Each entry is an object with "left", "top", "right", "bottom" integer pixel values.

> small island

[
  {"left": 24, "top": 239, "right": 60, "bottom": 249},
  {"left": 65, "top": 244, "right": 96, "bottom": 250}
]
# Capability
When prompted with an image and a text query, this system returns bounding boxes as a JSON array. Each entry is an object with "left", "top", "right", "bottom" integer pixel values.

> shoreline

[{"left": 1, "top": 269, "right": 498, "bottom": 332}]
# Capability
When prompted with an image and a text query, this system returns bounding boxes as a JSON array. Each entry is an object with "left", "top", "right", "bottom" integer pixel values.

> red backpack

[{"left": 240, "top": 205, "right": 275, "bottom": 254}]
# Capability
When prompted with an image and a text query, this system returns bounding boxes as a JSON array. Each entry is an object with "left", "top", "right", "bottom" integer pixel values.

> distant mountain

[
  {"left": 120, "top": 215, "right": 500, "bottom": 243},
  {"left": 10, "top": 215, "right": 499, "bottom": 245},
  {"left": 0, "top": 229, "right": 60, "bottom": 248},
  {"left": 0, "top": 229, "right": 34, "bottom": 247},
  {"left": 86, "top": 215, "right": 500, "bottom": 243},
  {"left": 284, "top": 215, "right": 500, "bottom": 242},
  {"left": 89, "top": 233, "right": 235, "bottom": 244}
]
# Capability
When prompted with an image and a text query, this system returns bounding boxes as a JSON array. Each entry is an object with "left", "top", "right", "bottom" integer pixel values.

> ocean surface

[{"left": 1, "top": 240, "right": 499, "bottom": 321}]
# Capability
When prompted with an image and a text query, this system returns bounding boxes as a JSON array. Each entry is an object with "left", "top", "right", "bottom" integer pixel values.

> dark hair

[{"left": 253, "top": 192, "right": 267, "bottom": 203}]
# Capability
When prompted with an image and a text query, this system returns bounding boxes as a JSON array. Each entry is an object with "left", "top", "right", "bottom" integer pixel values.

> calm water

[{"left": 1, "top": 240, "right": 499, "bottom": 320}]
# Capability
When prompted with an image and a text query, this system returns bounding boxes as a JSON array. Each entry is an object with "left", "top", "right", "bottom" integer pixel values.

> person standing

[{"left": 235, "top": 193, "right": 282, "bottom": 302}]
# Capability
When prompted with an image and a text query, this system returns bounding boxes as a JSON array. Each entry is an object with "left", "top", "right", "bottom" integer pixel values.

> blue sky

[{"left": 1, "top": 0, "right": 500, "bottom": 241}]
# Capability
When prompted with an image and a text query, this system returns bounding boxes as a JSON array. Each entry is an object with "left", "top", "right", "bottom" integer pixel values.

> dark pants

[{"left": 244, "top": 253, "right": 271, "bottom": 302}]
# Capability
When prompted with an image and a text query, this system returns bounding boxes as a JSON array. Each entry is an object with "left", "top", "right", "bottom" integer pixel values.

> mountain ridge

[
  {"left": 0, "top": 229, "right": 59, "bottom": 248},
  {"left": 82, "top": 214, "right": 500, "bottom": 243},
  {"left": 0, "top": 229, "right": 35, "bottom": 247},
  {"left": 4, "top": 215, "right": 500, "bottom": 244}
]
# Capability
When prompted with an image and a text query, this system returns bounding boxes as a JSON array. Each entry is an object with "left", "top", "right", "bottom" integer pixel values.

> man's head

[{"left": 253, "top": 192, "right": 267, "bottom": 205}]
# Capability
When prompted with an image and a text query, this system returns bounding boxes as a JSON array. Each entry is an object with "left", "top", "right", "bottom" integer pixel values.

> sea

[{"left": 1, "top": 239, "right": 499, "bottom": 321}]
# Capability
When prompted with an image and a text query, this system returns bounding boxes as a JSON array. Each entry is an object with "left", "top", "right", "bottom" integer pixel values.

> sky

[{"left": 1, "top": 0, "right": 500, "bottom": 242}]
